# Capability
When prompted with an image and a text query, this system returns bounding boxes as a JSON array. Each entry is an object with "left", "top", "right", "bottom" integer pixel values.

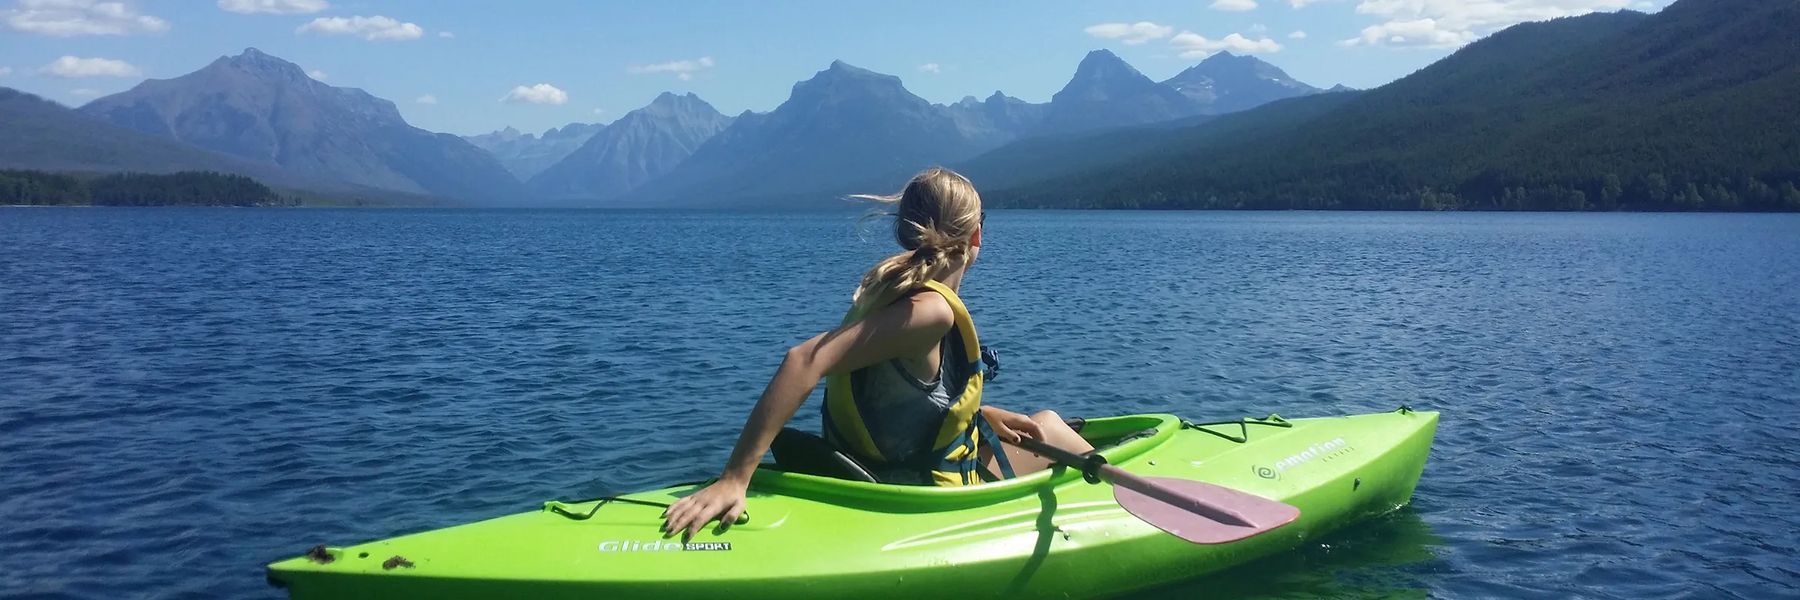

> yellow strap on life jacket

[
  {"left": 824, "top": 280, "right": 986, "bottom": 486},
  {"left": 919, "top": 280, "right": 983, "bottom": 451}
]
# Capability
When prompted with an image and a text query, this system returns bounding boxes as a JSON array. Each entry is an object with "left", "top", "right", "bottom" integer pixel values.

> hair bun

[
  {"left": 911, "top": 243, "right": 943, "bottom": 265},
  {"left": 848, "top": 167, "right": 982, "bottom": 311}
]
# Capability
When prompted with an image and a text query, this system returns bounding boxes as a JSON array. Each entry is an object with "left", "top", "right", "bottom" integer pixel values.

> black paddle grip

[{"left": 1014, "top": 437, "right": 1108, "bottom": 484}]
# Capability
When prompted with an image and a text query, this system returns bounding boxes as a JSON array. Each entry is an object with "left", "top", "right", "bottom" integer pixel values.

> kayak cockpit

[{"left": 744, "top": 414, "right": 1183, "bottom": 512}]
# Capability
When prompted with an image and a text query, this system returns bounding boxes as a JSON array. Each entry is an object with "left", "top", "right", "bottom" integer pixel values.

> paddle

[{"left": 1009, "top": 436, "right": 1301, "bottom": 544}]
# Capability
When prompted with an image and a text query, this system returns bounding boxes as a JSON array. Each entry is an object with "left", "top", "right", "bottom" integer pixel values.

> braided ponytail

[{"left": 849, "top": 167, "right": 983, "bottom": 314}]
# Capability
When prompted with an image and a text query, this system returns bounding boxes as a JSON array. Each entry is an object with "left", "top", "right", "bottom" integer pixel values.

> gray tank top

[{"left": 845, "top": 342, "right": 956, "bottom": 484}]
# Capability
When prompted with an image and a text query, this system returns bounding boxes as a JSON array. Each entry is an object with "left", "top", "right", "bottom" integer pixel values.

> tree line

[
  {"left": 987, "top": 3, "right": 1800, "bottom": 213},
  {"left": 0, "top": 170, "right": 297, "bottom": 207},
  {"left": 1000, "top": 171, "right": 1800, "bottom": 212}
]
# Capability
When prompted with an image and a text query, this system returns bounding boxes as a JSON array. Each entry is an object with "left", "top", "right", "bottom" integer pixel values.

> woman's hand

[
  {"left": 661, "top": 476, "right": 749, "bottom": 542},
  {"left": 981, "top": 406, "right": 1044, "bottom": 444}
]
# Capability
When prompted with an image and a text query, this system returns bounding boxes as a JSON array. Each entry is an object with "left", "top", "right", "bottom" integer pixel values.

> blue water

[{"left": 2, "top": 208, "right": 1797, "bottom": 599}]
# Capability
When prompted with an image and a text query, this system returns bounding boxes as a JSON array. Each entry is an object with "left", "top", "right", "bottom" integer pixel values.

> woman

[{"left": 662, "top": 167, "right": 1093, "bottom": 541}]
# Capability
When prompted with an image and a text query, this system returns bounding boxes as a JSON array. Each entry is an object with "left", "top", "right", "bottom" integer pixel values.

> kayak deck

[{"left": 269, "top": 408, "right": 1438, "bottom": 599}]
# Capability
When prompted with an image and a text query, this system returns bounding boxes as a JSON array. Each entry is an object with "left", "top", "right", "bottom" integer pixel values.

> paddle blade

[{"left": 1112, "top": 476, "right": 1300, "bottom": 544}]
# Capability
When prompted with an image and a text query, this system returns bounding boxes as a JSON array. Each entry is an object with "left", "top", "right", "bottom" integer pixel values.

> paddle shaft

[{"left": 1012, "top": 437, "right": 1257, "bottom": 528}]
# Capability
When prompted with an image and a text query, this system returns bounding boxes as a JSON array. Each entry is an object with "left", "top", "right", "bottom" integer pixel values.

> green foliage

[
  {"left": 0, "top": 170, "right": 89, "bottom": 205},
  {"left": 985, "top": 0, "right": 1800, "bottom": 212},
  {"left": 0, "top": 170, "right": 297, "bottom": 206}
]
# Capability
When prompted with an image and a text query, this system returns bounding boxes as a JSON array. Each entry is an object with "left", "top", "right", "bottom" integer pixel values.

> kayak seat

[
  {"left": 770, "top": 427, "right": 879, "bottom": 483},
  {"left": 1086, "top": 427, "right": 1158, "bottom": 451}
]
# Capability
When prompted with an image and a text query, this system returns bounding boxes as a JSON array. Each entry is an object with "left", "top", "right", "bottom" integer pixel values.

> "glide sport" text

[{"left": 597, "top": 540, "right": 732, "bottom": 552}]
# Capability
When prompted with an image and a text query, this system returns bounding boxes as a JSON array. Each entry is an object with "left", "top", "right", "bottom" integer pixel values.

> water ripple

[{"left": 0, "top": 208, "right": 1797, "bottom": 598}]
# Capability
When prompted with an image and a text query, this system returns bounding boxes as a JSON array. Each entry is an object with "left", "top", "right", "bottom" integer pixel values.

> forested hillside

[
  {"left": 987, "top": 0, "right": 1800, "bottom": 211},
  {"left": 0, "top": 170, "right": 295, "bottom": 207}
]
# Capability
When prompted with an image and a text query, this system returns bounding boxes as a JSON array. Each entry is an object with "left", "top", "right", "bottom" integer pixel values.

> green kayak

[{"left": 268, "top": 407, "right": 1437, "bottom": 599}]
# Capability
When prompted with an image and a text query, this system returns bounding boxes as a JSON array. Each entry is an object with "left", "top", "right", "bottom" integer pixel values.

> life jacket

[{"left": 823, "top": 280, "right": 987, "bottom": 486}]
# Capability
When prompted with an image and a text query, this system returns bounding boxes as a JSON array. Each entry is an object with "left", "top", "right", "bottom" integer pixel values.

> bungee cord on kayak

[
  {"left": 544, "top": 484, "right": 747, "bottom": 525},
  {"left": 1180, "top": 414, "right": 1295, "bottom": 444}
]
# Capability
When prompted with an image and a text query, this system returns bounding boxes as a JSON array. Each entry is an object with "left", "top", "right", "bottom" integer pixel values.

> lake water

[{"left": 2, "top": 208, "right": 1796, "bottom": 599}]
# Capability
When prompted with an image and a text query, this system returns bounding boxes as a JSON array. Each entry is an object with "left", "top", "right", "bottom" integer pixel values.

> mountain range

[
  {"left": 5, "top": 0, "right": 1791, "bottom": 211},
  {"left": 464, "top": 123, "right": 606, "bottom": 180},
  {"left": 1032, "top": 50, "right": 1211, "bottom": 136},
  {"left": 624, "top": 61, "right": 1011, "bottom": 205},
  {"left": 2, "top": 86, "right": 292, "bottom": 183},
  {"left": 75, "top": 48, "right": 520, "bottom": 203},
  {"left": 6, "top": 46, "right": 1323, "bottom": 206},
  {"left": 528, "top": 92, "right": 735, "bottom": 202},
  {"left": 1163, "top": 51, "right": 1325, "bottom": 115},
  {"left": 981, "top": 0, "right": 1800, "bottom": 211}
]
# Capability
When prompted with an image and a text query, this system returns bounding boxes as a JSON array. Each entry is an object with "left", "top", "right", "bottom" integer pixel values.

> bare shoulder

[
  {"left": 903, "top": 289, "right": 957, "bottom": 331},
  {"left": 857, "top": 289, "right": 956, "bottom": 341}
]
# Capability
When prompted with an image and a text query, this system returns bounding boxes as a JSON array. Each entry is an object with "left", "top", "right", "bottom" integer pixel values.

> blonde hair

[{"left": 850, "top": 167, "right": 983, "bottom": 313}]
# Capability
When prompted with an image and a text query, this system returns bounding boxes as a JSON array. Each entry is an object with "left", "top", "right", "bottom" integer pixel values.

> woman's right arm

[{"left": 660, "top": 293, "right": 955, "bottom": 541}]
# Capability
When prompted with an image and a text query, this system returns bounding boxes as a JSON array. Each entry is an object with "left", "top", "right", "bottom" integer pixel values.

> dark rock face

[
  {"left": 1162, "top": 52, "right": 1323, "bottom": 114},
  {"left": 81, "top": 48, "right": 521, "bottom": 202},
  {"left": 527, "top": 92, "right": 733, "bottom": 201},
  {"left": 1, "top": 84, "right": 335, "bottom": 195},
  {"left": 624, "top": 61, "right": 992, "bottom": 205},
  {"left": 465, "top": 122, "right": 606, "bottom": 180},
  {"left": 1033, "top": 49, "right": 1203, "bottom": 135}
]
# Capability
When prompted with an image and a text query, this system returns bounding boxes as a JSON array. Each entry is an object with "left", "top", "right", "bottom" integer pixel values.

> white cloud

[
  {"left": 296, "top": 15, "right": 423, "bottom": 41},
  {"left": 3, "top": 0, "right": 169, "bottom": 36},
  {"left": 592, "top": 107, "right": 604, "bottom": 116},
  {"left": 217, "top": 0, "right": 328, "bottom": 15},
  {"left": 1211, "top": 0, "right": 1259, "bottom": 12},
  {"left": 414, "top": 94, "right": 437, "bottom": 105},
  {"left": 305, "top": 68, "right": 327, "bottom": 80},
  {"left": 1341, "top": 0, "right": 1631, "bottom": 48},
  {"left": 917, "top": 63, "right": 941, "bottom": 74},
  {"left": 40, "top": 55, "right": 140, "bottom": 78},
  {"left": 69, "top": 87, "right": 100, "bottom": 96},
  {"left": 1083, "top": 21, "right": 1174, "bottom": 45},
  {"left": 628, "top": 56, "right": 715, "bottom": 81},
  {"left": 437, "top": 30, "right": 452, "bottom": 38},
  {"left": 500, "top": 83, "right": 567, "bottom": 105},
  {"left": 1248, "top": 23, "right": 1269, "bottom": 33},
  {"left": 1340, "top": 18, "right": 1475, "bottom": 47},
  {"left": 1170, "top": 31, "right": 1284, "bottom": 58},
  {"left": 1290, "top": 0, "right": 1334, "bottom": 7},
  {"left": 1289, "top": 30, "right": 1309, "bottom": 39},
  {"left": 0, "top": 66, "right": 11, "bottom": 76}
]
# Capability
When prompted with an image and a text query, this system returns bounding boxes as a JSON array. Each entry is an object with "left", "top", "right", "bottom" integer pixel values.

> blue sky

[{"left": 2, "top": 0, "right": 1670, "bottom": 136}]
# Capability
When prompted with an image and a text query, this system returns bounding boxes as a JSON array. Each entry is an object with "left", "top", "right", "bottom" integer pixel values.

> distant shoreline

[{"left": 6, "top": 204, "right": 1800, "bottom": 214}]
